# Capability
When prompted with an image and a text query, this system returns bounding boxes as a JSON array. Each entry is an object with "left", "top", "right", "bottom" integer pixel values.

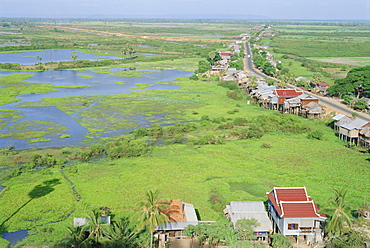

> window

[{"left": 288, "top": 223, "right": 298, "bottom": 230}]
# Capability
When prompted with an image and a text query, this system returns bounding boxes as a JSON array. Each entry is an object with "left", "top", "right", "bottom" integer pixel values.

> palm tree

[
  {"left": 325, "top": 188, "right": 354, "bottom": 236},
  {"left": 54, "top": 225, "right": 90, "bottom": 248},
  {"left": 137, "top": 190, "right": 170, "bottom": 248},
  {"left": 85, "top": 210, "right": 108, "bottom": 246},
  {"left": 208, "top": 52, "right": 216, "bottom": 66},
  {"left": 104, "top": 218, "right": 141, "bottom": 248}
]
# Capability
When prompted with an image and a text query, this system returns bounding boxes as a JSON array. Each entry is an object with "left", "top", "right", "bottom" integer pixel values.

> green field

[{"left": 1, "top": 19, "right": 370, "bottom": 247}]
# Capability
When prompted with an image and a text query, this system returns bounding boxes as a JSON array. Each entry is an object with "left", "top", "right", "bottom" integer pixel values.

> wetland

[{"left": 1, "top": 19, "right": 370, "bottom": 247}]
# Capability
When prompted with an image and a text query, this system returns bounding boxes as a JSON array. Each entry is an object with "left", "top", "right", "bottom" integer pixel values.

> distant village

[{"left": 207, "top": 30, "right": 370, "bottom": 149}]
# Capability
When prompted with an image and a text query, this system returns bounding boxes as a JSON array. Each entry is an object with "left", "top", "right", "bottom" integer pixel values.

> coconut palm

[
  {"left": 85, "top": 210, "right": 108, "bottom": 246},
  {"left": 137, "top": 190, "right": 170, "bottom": 248},
  {"left": 54, "top": 225, "right": 90, "bottom": 248},
  {"left": 208, "top": 52, "right": 216, "bottom": 66},
  {"left": 104, "top": 217, "right": 141, "bottom": 248},
  {"left": 325, "top": 188, "right": 354, "bottom": 236}
]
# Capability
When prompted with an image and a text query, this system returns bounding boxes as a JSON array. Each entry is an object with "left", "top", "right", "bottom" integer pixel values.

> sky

[{"left": 1, "top": 0, "right": 370, "bottom": 20}]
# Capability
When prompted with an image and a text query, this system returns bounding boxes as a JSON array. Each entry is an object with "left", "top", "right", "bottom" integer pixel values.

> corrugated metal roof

[
  {"left": 226, "top": 201, "right": 272, "bottom": 232},
  {"left": 341, "top": 123, "right": 355, "bottom": 130},
  {"left": 349, "top": 118, "right": 368, "bottom": 129},
  {"left": 184, "top": 203, "right": 198, "bottom": 222},
  {"left": 332, "top": 114, "right": 346, "bottom": 121}
]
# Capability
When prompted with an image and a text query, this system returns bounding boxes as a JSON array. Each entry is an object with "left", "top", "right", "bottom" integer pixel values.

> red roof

[
  {"left": 275, "top": 187, "right": 308, "bottom": 202},
  {"left": 267, "top": 187, "right": 326, "bottom": 219},
  {"left": 281, "top": 202, "right": 319, "bottom": 218},
  {"left": 274, "top": 89, "right": 303, "bottom": 98}
]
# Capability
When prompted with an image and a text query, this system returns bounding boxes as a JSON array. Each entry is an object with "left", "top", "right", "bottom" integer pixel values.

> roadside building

[
  {"left": 332, "top": 114, "right": 353, "bottom": 132},
  {"left": 339, "top": 118, "right": 370, "bottom": 145}
]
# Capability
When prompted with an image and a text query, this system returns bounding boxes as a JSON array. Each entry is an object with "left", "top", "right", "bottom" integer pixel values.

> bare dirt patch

[
  {"left": 44, "top": 26, "right": 233, "bottom": 43},
  {"left": 310, "top": 57, "right": 370, "bottom": 66}
]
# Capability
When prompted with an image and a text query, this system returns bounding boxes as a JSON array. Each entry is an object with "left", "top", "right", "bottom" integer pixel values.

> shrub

[
  {"left": 218, "top": 122, "right": 234, "bottom": 130},
  {"left": 173, "top": 134, "right": 184, "bottom": 144},
  {"left": 307, "top": 130, "right": 324, "bottom": 140},
  {"left": 90, "top": 144, "right": 105, "bottom": 155},
  {"left": 270, "top": 233, "right": 291, "bottom": 248},
  {"left": 105, "top": 140, "right": 149, "bottom": 159},
  {"left": 227, "top": 90, "right": 244, "bottom": 100},
  {"left": 149, "top": 124, "right": 163, "bottom": 138},
  {"left": 212, "top": 117, "right": 227, "bottom": 124},
  {"left": 61, "top": 147, "right": 73, "bottom": 155},
  {"left": 233, "top": 117, "right": 249, "bottom": 126},
  {"left": 261, "top": 142, "right": 272, "bottom": 148},
  {"left": 218, "top": 81, "right": 239, "bottom": 90},
  {"left": 134, "top": 128, "right": 149, "bottom": 138},
  {"left": 66, "top": 166, "right": 78, "bottom": 174},
  {"left": 201, "top": 115, "right": 211, "bottom": 121}
]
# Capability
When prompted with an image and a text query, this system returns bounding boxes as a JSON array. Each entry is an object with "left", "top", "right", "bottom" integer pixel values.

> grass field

[
  {"left": 1, "top": 125, "right": 370, "bottom": 246},
  {"left": 1, "top": 20, "right": 370, "bottom": 246}
]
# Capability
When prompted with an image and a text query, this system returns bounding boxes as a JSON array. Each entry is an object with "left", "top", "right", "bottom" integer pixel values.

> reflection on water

[{"left": 0, "top": 68, "right": 192, "bottom": 150}]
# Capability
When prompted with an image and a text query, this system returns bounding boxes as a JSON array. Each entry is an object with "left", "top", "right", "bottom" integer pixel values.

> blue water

[
  {"left": 0, "top": 68, "right": 192, "bottom": 150},
  {"left": 2, "top": 230, "right": 29, "bottom": 245},
  {"left": 0, "top": 50, "right": 121, "bottom": 65}
]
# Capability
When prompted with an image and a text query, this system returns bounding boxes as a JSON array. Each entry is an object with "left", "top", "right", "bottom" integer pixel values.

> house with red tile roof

[
  {"left": 267, "top": 187, "right": 326, "bottom": 244},
  {"left": 267, "top": 89, "right": 304, "bottom": 111}
]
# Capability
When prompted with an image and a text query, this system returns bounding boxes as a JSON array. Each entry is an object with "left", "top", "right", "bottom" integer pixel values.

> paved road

[{"left": 243, "top": 42, "right": 370, "bottom": 121}]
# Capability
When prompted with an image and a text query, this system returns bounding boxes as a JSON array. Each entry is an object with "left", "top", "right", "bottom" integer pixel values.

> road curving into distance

[{"left": 243, "top": 42, "right": 370, "bottom": 121}]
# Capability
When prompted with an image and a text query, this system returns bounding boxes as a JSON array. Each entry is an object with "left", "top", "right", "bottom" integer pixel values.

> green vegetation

[
  {"left": 1, "top": 19, "right": 370, "bottom": 247},
  {"left": 59, "top": 134, "right": 71, "bottom": 139},
  {"left": 29, "top": 138, "right": 52, "bottom": 143},
  {"left": 137, "top": 190, "right": 169, "bottom": 248},
  {"left": 327, "top": 66, "right": 370, "bottom": 98},
  {"left": 0, "top": 74, "right": 57, "bottom": 105}
]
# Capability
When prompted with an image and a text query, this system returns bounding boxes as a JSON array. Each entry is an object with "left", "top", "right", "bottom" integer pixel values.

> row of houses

[
  {"left": 247, "top": 79, "right": 323, "bottom": 118},
  {"left": 211, "top": 41, "right": 243, "bottom": 72},
  {"left": 333, "top": 114, "right": 370, "bottom": 146},
  {"left": 151, "top": 187, "right": 326, "bottom": 246},
  {"left": 73, "top": 187, "right": 326, "bottom": 246}
]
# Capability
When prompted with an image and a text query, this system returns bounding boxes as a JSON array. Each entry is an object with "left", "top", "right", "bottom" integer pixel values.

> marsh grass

[
  {"left": 0, "top": 120, "right": 67, "bottom": 140},
  {"left": 29, "top": 138, "right": 52, "bottom": 143},
  {"left": 0, "top": 74, "right": 58, "bottom": 105}
]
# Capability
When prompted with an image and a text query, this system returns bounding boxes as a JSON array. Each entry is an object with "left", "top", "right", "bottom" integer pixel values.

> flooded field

[
  {"left": 0, "top": 49, "right": 121, "bottom": 65},
  {"left": 0, "top": 63, "right": 192, "bottom": 150}
]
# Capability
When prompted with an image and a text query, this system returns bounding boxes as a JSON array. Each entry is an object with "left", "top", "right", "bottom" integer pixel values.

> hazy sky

[{"left": 1, "top": 0, "right": 369, "bottom": 20}]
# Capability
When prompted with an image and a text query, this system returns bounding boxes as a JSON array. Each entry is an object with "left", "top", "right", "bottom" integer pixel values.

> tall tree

[
  {"left": 137, "top": 190, "right": 170, "bottom": 248},
  {"left": 208, "top": 52, "right": 216, "bottom": 66},
  {"left": 71, "top": 51, "right": 78, "bottom": 61},
  {"left": 325, "top": 188, "right": 354, "bottom": 236}
]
